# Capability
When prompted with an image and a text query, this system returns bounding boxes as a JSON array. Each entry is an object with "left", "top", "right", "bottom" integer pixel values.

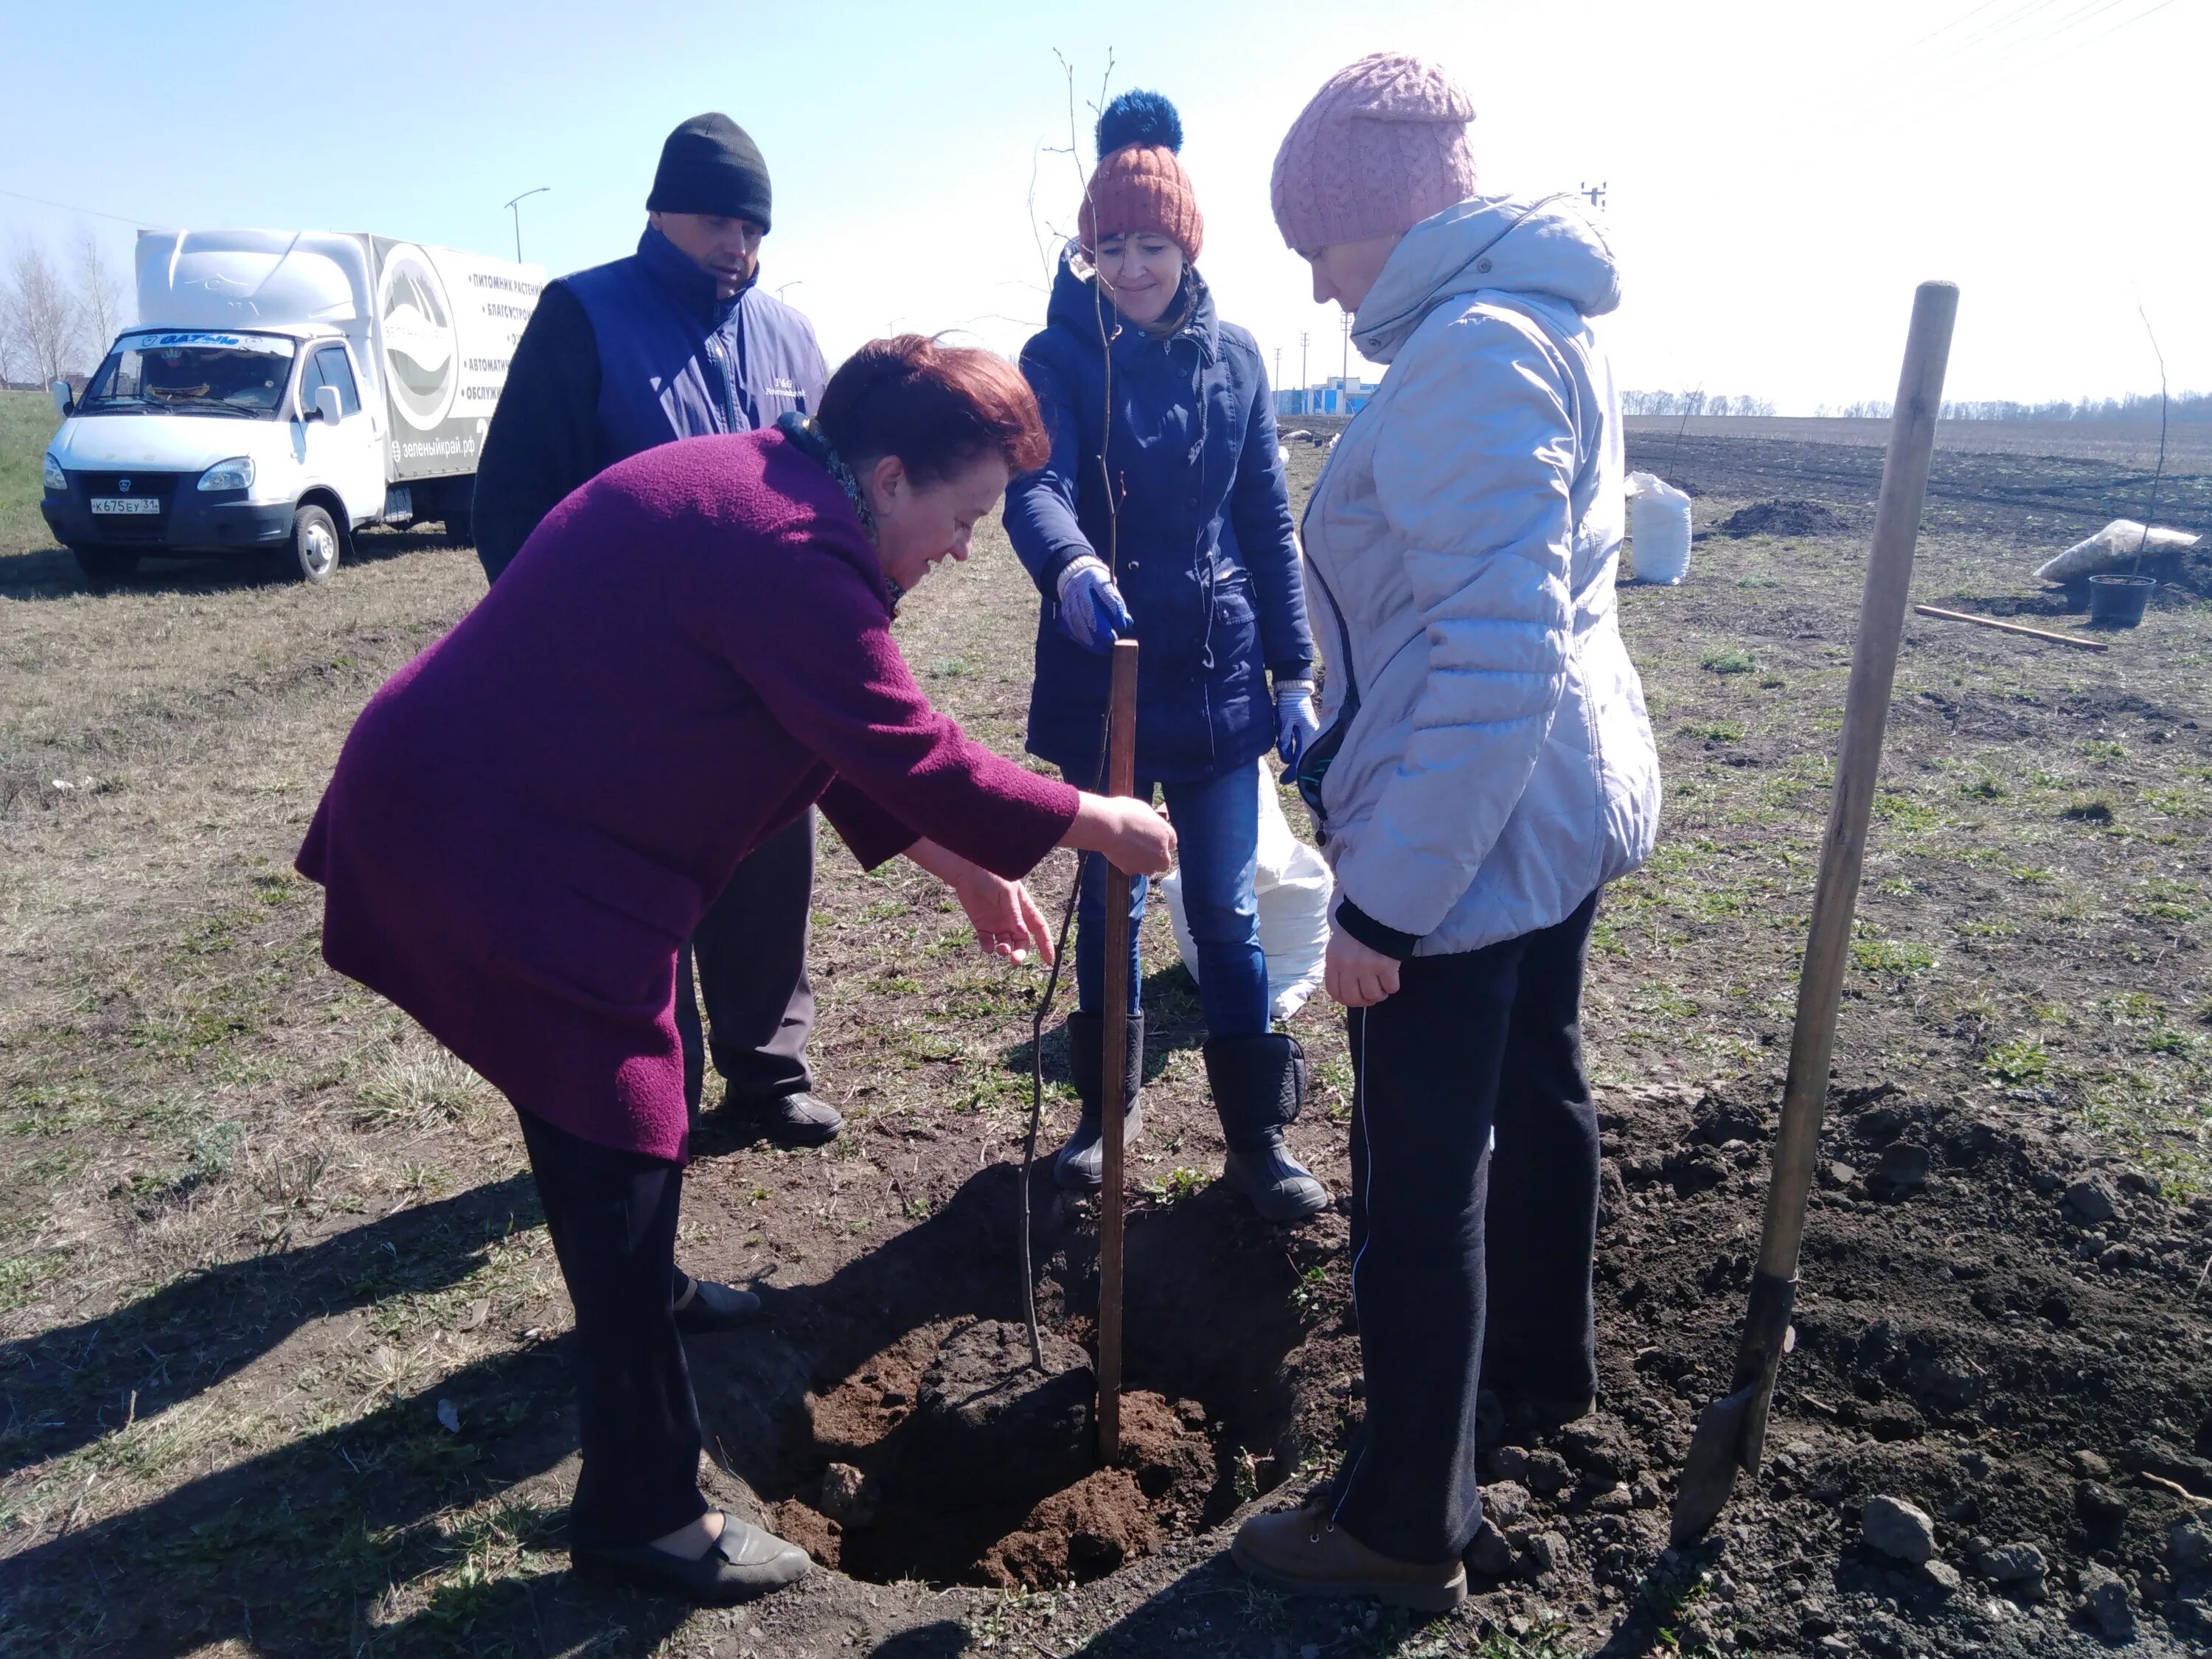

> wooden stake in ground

[
  {"left": 1096, "top": 638, "right": 1139, "bottom": 1466},
  {"left": 1672, "top": 281, "right": 1959, "bottom": 1546}
]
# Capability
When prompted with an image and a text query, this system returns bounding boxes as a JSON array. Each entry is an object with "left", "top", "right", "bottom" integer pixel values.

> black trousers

[
  {"left": 515, "top": 1109, "right": 710, "bottom": 1551},
  {"left": 1332, "top": 890, "right": 1602, "bottom": 1565},
  {"left": 677, "top": 810, "right": 816, "bottom": 1113}
]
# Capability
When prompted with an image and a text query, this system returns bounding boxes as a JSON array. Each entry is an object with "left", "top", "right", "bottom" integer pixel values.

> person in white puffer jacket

[{"left": 1231, "top": 53, "right": 1661, "bottom": 1611}]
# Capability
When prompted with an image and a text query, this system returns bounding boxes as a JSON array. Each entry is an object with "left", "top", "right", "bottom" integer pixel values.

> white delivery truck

[{"left": 40, "top": 229, "right": 543, "bottom": 585}]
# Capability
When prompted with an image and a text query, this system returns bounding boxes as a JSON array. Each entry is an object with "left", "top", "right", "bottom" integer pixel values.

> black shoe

[
  {"left": 672, "top": 1272, "right": 761, "bottom": 1334},
  {"left": 1488, "top": 1385, "right": 1596, "bottom": 1433},
  {"left": 571, "top": 1512, "right": 810, "bottom": 1604},
  {"left": 1204, "top": 1034, "right": 1331, "bottom": 1222},
  {"left": 1054, "top": 1010, "right": 1144, "bottom": 1191},
  {"left": 730, "top": 1091, "right": 844, "bottom": 1147}
]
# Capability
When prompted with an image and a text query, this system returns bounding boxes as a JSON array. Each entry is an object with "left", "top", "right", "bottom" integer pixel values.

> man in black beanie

[{"left": 474, "top": 114, "right": 844, "bottom": 1163}]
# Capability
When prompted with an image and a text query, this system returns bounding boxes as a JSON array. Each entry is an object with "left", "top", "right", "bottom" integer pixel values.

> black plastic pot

[{"left": 2087, "top": 573, "right": 2155, "bottom": 628}]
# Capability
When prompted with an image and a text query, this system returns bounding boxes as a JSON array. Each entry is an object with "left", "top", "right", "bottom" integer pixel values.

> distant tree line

[
  {"left": 1630, "top": 391, "right": 2212, "bottom": 423},
  {"left": 1621, "top": 390, "right": 1779, "bottom": 417},
  {"left": 1933, "top": 392, "right": 2211, "bottom": 423},
  {"left": 0, "top": 227, "right": 128, "bottom": 389}
]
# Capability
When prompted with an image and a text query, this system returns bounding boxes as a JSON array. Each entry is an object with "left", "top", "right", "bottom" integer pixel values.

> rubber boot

[
  {"left": 1205, "top": 1033, "right": 1330, "bottom": 1222},
  {"left": 1054, "top": 1010, "right": 1144, "bottom": 1191}
]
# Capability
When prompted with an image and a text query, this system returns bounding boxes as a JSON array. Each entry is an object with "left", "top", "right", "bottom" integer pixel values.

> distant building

[{"left": 1276, "top": 375, "right": 1379, "bottom": 418}]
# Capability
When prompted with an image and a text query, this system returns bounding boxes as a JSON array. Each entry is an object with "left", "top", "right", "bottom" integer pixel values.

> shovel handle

[
  {"left": 1097, "top": 639, "right": 1139, "bottom": 1464},
  {"left": 1761, "top": 282, "right": 1958, "bottom": 1284}
]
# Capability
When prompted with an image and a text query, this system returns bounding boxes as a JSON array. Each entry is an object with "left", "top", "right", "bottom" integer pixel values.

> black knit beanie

[{"left": 647, "top": 113, "right": 773, "bottom": 230}]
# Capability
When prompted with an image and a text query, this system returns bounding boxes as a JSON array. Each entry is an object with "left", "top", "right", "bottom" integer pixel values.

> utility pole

[
  {"left": 1579, "top": 180, "right": 1607, "bottom": 209},
  {"left": 1299, "top": 332, "right": 1310, "bottom": 417},
  {"left": 503, "top": 187, "right": 550, "bottom": 262},
  {"left": 1341, "top": 311, "right": 1351, "bottom": 407}
]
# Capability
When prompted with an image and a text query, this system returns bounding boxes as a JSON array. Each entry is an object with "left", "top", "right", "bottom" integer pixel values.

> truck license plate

[{"left": 91, "top": 497, "right": 161, "bottom": 515}]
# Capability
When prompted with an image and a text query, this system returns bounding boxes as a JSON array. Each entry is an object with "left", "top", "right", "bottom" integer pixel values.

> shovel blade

[{"left": 1669, "top": 1379, "right": 1763, "bottom": 1546}]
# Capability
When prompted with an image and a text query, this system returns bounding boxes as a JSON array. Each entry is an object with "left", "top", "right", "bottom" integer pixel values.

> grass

[
  {"left": 1850, "top": 936, "right": 1937, "bottom": 978},
  {"left": 0, "top": 391, "right": 60, "bottom": 554},
  {"left": 1982, "top": 1035, "right": 2052, "bottom": 1086}
]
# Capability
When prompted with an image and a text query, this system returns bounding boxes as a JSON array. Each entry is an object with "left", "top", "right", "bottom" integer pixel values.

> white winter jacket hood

[{"left": 1298, "top": 193, "right": 1660, "bottom": 957}]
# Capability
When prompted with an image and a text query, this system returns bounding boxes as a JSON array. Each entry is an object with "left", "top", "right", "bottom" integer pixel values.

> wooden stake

[
  {"left": 1096, "top": 638, "right": 1139, "bottom": 1466},
  {"left": 1912, "top": 604, "right": 2109, "bottom": 652}
]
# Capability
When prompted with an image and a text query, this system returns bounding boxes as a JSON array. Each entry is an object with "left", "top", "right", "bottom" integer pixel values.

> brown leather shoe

[{"left": 1231, "top": 1504, "right": 1467, "bottom": 1612}]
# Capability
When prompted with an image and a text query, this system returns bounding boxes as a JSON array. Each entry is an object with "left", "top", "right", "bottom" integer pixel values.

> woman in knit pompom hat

[
  {"left": 1004, "top": 90, "right": 1326, "bottom": 1224},
  {"left": 1233, "top": 54, "right": 1660, "bottom": 1608}
]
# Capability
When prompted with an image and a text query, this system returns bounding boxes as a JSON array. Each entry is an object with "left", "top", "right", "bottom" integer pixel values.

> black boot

[
  {"left": 1054, "top": 1010, "right": 1144, "bottom": 1190},
  {"left": 1205, "top": 1034, "right": 1330, "bottom": 1223}
]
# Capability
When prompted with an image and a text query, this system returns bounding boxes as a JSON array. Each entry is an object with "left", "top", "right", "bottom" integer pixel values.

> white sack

[
  {"left": 1158, "top": 764, "right": 1333, "bottom": 1023},
  {"left": 1624, "top": 471, "right": 1693, "bottom": 584},
  {"left": 2036, "top": 519, "right": 2202, "bottom": 582}
]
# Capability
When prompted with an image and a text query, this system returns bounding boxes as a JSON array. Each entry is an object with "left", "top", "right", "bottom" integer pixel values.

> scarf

[{"left": 775, "top": 411, "right": 901, "bottom": 612}]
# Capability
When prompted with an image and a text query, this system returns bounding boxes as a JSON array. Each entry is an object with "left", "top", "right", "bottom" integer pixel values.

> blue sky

[{"left": 4, "top": 0, "right": 2205, "bottom": 411}]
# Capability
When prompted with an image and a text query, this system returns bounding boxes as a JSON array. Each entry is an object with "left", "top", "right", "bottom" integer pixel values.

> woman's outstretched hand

[
  {"left": 905, "top": 840, "right": 1056, "bottom": 964},
  {"left": 1060, "top": 793, "right": 1177, "bottom": 877},
  {"left": 1325, "top": 925, "right": 1402, "bottom": 1008}
]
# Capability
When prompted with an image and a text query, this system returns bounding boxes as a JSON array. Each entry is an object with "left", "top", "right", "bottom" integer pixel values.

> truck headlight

[
  {"left": 198, "top": 456, "right": 254, "bottom": 493},
  {"left": 43, "top": 451, "right": 66, "bottom": 492}
]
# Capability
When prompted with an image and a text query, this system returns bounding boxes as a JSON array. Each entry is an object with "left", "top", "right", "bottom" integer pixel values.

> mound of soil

[
  {"left": 689, "top": 1166, "right": 1310, "bottom": 1590},
  {"left": 1721, "top": 498, "right": 1854, "bottom": 538},
  {"left": 766, "top": 1318, "right": 1221, "bottom": 1588},
  {"left": 1470, "top": 1077, "right": 2212, "bottom": 1653}
]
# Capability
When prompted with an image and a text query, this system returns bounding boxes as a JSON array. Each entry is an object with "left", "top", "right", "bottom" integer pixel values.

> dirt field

[
  {"left": 4, "top": 396, "right": 2212, "bottom": 1657},
  {"left": 1624, "top": 418, "right": 2212, "bottom": 473}
]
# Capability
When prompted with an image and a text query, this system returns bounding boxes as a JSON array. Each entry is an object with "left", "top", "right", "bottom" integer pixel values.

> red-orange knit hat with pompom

[{"left": 1078, "top": 90, "right": 1204, "bottom": 263}]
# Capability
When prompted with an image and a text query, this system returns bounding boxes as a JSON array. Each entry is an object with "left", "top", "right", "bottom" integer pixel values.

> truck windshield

[{"left": 79, "top": 331, "right": 296, "bottom": 418}]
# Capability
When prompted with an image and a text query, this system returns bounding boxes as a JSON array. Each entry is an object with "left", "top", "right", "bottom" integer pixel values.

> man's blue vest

[{"left": 563, "top": 227, "right": 828, "bottom": 469}]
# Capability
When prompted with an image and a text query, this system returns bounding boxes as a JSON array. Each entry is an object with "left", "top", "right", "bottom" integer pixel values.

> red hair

[{"left": 817, "top": 335, "right": 1049, "bottom": 484}]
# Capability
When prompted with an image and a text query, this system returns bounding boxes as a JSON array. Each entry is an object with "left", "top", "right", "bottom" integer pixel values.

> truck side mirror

[
  {"left": 49, "top": 379, "right": 73, "bottom": 418},
  {"left": 313, "top": 385, "right": 344, "bottom": 425}
]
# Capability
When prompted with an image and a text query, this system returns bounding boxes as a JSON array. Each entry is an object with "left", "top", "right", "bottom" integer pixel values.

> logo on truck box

[{"left": 378, "top": 245, "right": 459, "bottom": 432}]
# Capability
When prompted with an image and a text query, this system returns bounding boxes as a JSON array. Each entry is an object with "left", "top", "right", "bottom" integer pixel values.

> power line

[
  {"left": 1896, "top": 0, "right": 2014, "bottom": 55},
  {"left": 2075, "top": 0, "right": 2187, "bottom": 49},
  {"left": 1933, "top": 0, "right": 2137, "bottom": 82},
  {"left": 1828, "top": 0, "right": 2064, "bottom": 105},
  {"left": 0, "top": 184, "right": 162, "bottom": 229},
  {"left": 1921, "top": 0, "right": 2070, "bottom": 68},
  {"left": 1911, "top": 0, "right": 2186, "bottom": 106}
]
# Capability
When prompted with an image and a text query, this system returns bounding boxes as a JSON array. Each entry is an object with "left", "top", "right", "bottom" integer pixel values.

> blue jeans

[{"left": 1070, "top": 759, "right": 1269, "bottom": 1037}]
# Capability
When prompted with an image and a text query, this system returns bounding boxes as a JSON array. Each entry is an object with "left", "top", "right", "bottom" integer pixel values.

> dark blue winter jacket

[
  {"left": 566, "top": 227, "right": 826, "bottom": 460},
  {"left": 473, "top": 227, "right": 827, "bottom": 580},
  {"left": 1005, "top": 254, "right": 1313, "bottom": 785}
]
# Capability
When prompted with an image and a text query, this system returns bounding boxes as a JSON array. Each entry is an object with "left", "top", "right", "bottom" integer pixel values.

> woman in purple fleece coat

[{"left": 296, "top": 337, "right": 1175, "bottom": 1604}]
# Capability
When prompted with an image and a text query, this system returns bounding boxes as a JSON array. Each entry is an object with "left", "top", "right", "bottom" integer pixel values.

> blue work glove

[
  {"left": 1275, "top": 679, "right": 1320, "bottom": 767},
  {"left": 1054, "top": 555, "right": 1133, "bottom": 655}
]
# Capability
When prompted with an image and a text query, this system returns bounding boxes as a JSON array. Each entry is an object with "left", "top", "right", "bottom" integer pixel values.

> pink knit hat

[{"left": 1270, "top": 53, "right": 1478, "bottom": 251}]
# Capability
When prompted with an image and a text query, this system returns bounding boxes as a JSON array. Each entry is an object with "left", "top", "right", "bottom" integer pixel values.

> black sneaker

[
  {"left": 732, "top": 1091, "right": 844, "bottom": 1147},
  {"left": 571, "top": 1512, "right": 810, "bottom": 1604},
  {"left": 672, "top": 1273, "right": 762, "bottom": 1335},
  {"left": 1490, "top": 1386, "right": 1596, "bottom": 1433}
]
